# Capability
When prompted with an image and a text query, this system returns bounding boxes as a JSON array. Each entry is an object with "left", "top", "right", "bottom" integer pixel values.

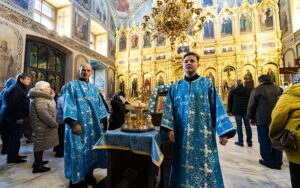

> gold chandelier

[{"left": 142, "top": 0, "right": 206, "bottom": 49}]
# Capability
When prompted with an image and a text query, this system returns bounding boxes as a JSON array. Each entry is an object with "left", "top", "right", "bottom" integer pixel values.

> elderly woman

[
  {"left": 28, "top": 81, "right": 58, "bottom": 173},
  {"left": 269, "top": 73, "right": 300, "bottom": 188}
]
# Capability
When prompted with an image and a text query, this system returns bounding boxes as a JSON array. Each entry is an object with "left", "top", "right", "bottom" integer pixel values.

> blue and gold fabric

[
  {"left": 161, "top": 77, "right": 235, "bottom": 188},
  {"left": 93, "top": 127, "right": 164, "bottom": 167}
]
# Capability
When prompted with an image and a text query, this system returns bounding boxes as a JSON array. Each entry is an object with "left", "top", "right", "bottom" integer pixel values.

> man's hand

[
  {"left": 219, "top": 136, "right": 228, "bottom": 146},
  {"left": 168, "top": 131, "right": 175, "bottom": 142},
  {"left": 72, "top": 124, "right": 82, "bottom": 135},
  {"left": 249, "top": 119, "right": 256, "bottom": 126},
  {"left": 16, "top": 119, "right": 24, "bottom": 124}
]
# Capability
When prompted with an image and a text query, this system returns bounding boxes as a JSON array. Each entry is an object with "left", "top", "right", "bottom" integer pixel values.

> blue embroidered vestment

[
  {"left": 161, "top": 77, "right": 235, "bottom": 188},
  {"left": 63, "top": 80, "right": 108, "bottom": 183}
]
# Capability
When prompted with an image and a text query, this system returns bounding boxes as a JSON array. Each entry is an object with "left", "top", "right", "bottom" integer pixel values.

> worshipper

[
  {"left": 0, "top": 77, "right": 16, "bottom": 155},
  {"left": 63, "top": 63, "right": 108, "bottom": 187},
  {"left": 161, "top": 52, "right": 236, "bottom": 187},
  {"left": 108, "top": 92, "right": 128, "bottom": 130},
  {"left": 2, "top": 73, "right": 31, "bottom": 163},
  {"left": 247, "top": 75, "right": 283, "bottom": 169},
  {"left": 54, "top": 85, "right": 65, "bottom": 158},
  {"left": 227, "top": 79, "right": 252, "bottom": 147},
  {"left": 28, "top": 81, "right": 58, "bottom": 173},
  {"left": 269, "top": 73, "right": 300, "bottom": 188}
]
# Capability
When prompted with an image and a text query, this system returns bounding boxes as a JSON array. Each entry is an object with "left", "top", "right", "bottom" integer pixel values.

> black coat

[
  {"left": 228, "top": 85, "right": 251, "bottom": 115},
  {"left": 109, "top": 96, "right": 127, "bottom": 130},
  {"left": 247, "top": 82, "right": 283, "bottom": 126},
  {"left": 1, "top": 82, "right": 30, "bottom": 120}
]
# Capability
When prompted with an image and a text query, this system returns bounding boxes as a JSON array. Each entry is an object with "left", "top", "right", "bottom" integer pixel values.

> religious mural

[
  {"left": 144, "top": 73, "right": 151, "bottom": 97},
  {"left": 111, "top": 0, "right": 147, "bottom": 19},
  {"left": 203, "top": 16, "right": 214, "bottom": 39},
  {"left": 241, "top": 43, "right": 254, "bottom": 51},
  {"left": 220, "top": 12, "right": 233, "bottom": 37},
  {"left": 108, "top": 34, "right": 116, "bottom": 58},
  {"left": 284, "top": 50, "right": 295, "bottom": 68},
  {"left": 222, "top": 46, "right": 233, "bottom": 53},
  {"left": 262, "top": 64, "right": 277, "bottom": 84},
  {"left": 143, "top": 31, "right": 151, "bottom": 48},
  {"left": 74, "top": 55, "right": 88, "bottom": 79},
  {"left": 143, "top": 55, "right": 152, "bottom": 61},
  {"left": 130, "top": 75, "right": 138, "bottom": 97},
  {"left": 0, "top": 21, "right": 22, "bottom": 87},
  {"left": 107, "top": 68, "right": 115, "bottom": 98},
  {"left": 259, "top": 5, "right": 274, "bottom": 31},
  {"left": 110, "top": 15, "right": 116, "bottom": 32},
  {"left": 205, "top": 68, "right": 216, "bottom": 85},
  {"left": 157, "top": 72, "right": 166, "bottom": 86},
  {"left": 240, "top": 9, "right": 252, "bottom": 34},
  {"left": 222, "top": 66, "right": 235, "bottom": 92},
  {"left": 242, "top": 65, "right": 255, "bottom": 89},
  {"left": 279, "top": 0, "right": 292, "bottom": 37},
  {"left": 73, "top": 6, "right": 89, "bottom": 43},
  {"left": 75, "top": 0, "right": 91, "bottom": 11},
  {"left": 131, "top": 32, "right": 139, "bottom": 49},
  {"left": 203, "top": 47, "right": 215, "bottom": 55},
  {"left": 93, "top": 0, "right": 108, "bottom": 25},
  {"left": 261, "top": 41, "right": 275, "bottom": 49},
  {"left": 156, "top": 54, "right": 166, "bottom": 60},
  {"left": 177, "top": 42, "right": 190, "bottom": 54},
  {"left": 119, "top": 31, "right": 127, "bottom": 51},
  {"left": 118, "top": 75, "right": 125, "bottom": 94},
  {"left": 156, "top": 34, "right": 166, "bottom": 47}
]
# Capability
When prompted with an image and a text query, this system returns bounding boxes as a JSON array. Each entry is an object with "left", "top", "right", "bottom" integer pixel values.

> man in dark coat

[
  {"left": 247, "top": 75, "right": 283, "bottom": 169},
  {"left": 228, "top": 79, "right": 252, "bottom": 147},
  {"left": 2, "top": 73, "right": 31, "bottom": 163},
  {"left": 109, "top": 92, "right": 128, "bottom": 130},
  {"left": 0, "top": 77, "right": 16, "bottom": 154}
]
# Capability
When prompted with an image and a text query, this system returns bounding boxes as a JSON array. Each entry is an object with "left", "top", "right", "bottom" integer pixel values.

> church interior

[{"left": 0, "top": 0, "right": 299, "bottom": 187}]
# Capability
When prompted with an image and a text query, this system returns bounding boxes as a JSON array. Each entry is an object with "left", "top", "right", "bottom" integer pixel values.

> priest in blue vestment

[
  {"left": 63, "top": 63, "right": 108, "bottom": 187},
  {"left": 161, "top": 52, "right": 236, "bottom": 188}
]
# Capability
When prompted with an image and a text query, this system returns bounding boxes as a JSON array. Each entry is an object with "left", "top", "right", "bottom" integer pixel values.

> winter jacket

[
  {"left": 227, "top": 85, "right": 251, "bottom": 115},
  {"left": 28, "top": 89, "right": 58, "bottom": 152},
  {"left": 269, "top": 83, "right": 300, "bottom": 164},
  {"left": 2, "top": 82, "right": 30, "bottom": 120},
  {"left": 247, "top": 82, "right": 282, "bottom": 126}
]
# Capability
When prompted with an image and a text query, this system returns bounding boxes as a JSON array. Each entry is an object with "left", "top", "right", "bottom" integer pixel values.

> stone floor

[{"left": 0, "top": 119, "right": 292, "bottom": 188}]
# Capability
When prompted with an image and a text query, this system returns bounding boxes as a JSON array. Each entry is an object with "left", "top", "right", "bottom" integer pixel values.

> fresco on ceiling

[
  {"left": 111, "top": 0, "right": 148, "bottom": 19},
  {"left": 93, "top": 0, "right": 108, "bottom": 26},
  {"left": 202, "top": 0, "right": 213, "bottom": 7},
  {"left": 217, "top": 0, "right": 242, "bottom": 12}
]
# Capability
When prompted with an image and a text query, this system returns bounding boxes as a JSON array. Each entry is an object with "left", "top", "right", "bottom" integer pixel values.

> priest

[{"left": 161, "top": 52, "right": 236, "bottom": 188}]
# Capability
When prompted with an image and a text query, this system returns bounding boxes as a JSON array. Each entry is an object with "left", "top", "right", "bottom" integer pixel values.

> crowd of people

[{"left": 0, "top": 52, "right": 299, "bottom": 187}]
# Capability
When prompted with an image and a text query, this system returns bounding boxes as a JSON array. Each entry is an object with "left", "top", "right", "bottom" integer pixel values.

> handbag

[{"left": 272, "top": 129, "right": 297, "bottom": 151}]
